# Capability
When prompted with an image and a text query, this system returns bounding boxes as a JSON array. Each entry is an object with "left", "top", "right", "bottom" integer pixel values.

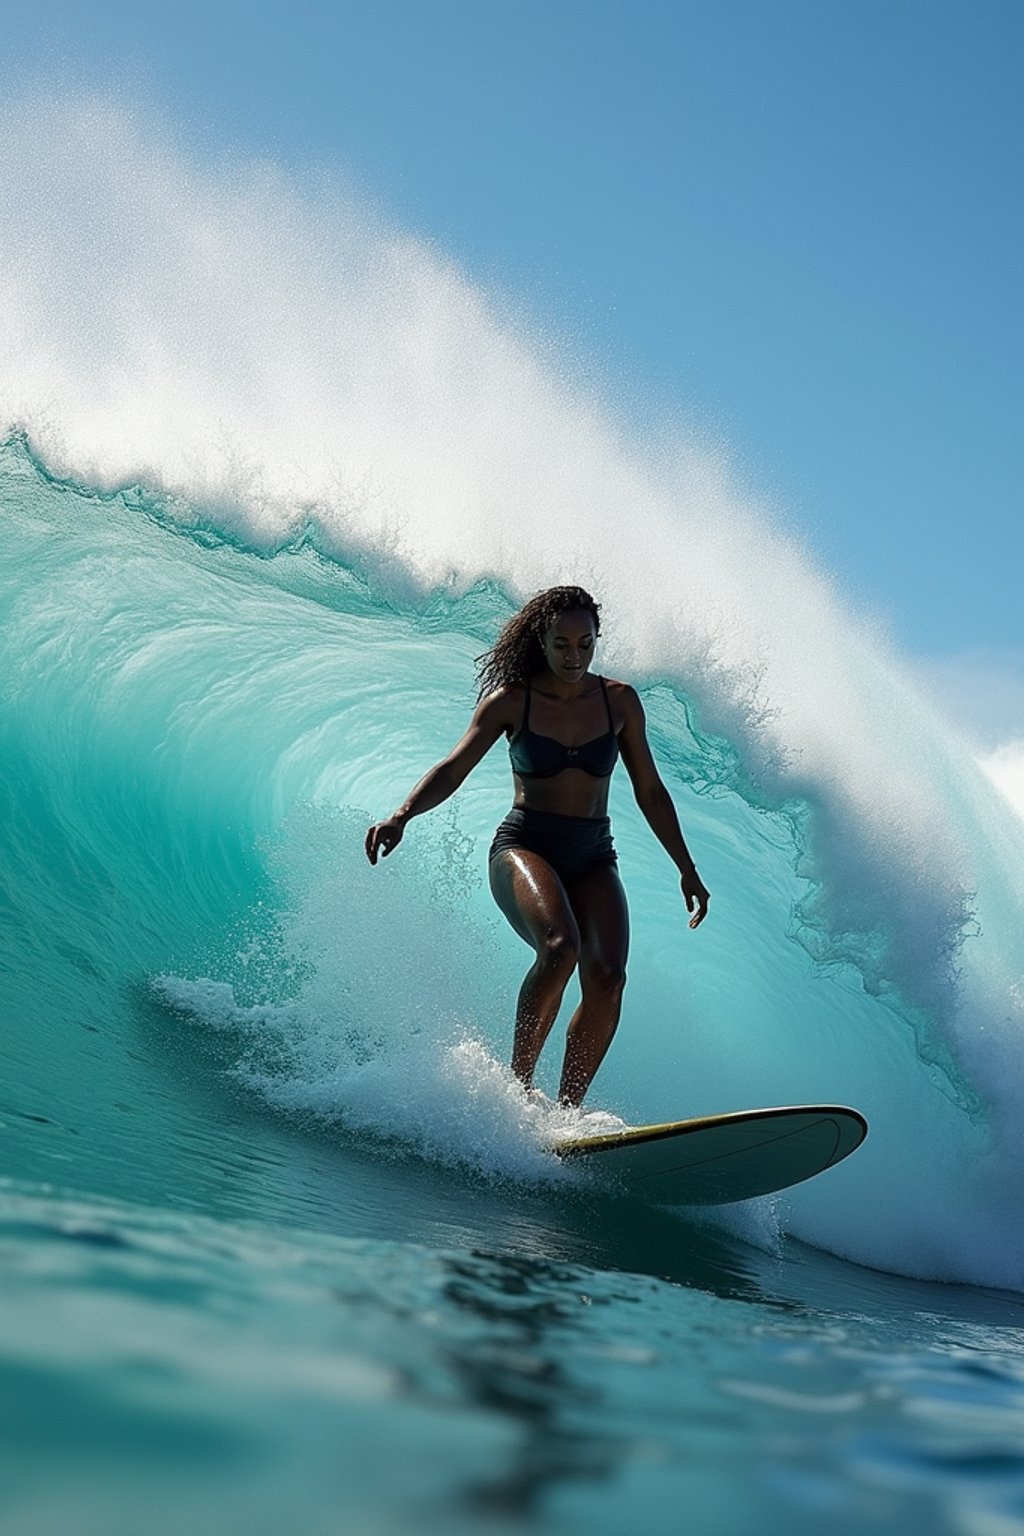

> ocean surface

[{"left": 3, "top": 96, "right": 1024, "bottom": 1536}]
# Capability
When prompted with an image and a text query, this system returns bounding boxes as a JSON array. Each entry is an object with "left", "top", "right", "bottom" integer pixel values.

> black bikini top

[{"left": 509, "top": 675, "right": 619, "bottom": 780}]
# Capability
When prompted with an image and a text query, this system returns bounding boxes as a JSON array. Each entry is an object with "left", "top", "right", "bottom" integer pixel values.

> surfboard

[{"left": 554, "top": 1104, "right": 867, "bottom": 1205}]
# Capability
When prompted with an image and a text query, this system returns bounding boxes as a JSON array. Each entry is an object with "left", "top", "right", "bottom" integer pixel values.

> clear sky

[{"left": 2, "top": 0, "right": 1022, "bottom": 740}]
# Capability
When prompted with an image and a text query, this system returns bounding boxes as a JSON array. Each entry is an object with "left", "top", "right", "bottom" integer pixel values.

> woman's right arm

[{"left": 365, "top": 690, "right": 513, "bottom": 864}]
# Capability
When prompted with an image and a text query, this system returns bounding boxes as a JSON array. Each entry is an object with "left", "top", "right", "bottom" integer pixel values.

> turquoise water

[{"left": 4, "top": 97, "right": 1024, "bottom": 1535}]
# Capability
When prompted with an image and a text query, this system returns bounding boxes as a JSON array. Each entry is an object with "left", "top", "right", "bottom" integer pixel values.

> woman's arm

[
  {"left": 616, "top": 684, "right": 710, "bottom": 928},
  {"left": 365, "top": 690, "right": 513, "bottom": 864}
]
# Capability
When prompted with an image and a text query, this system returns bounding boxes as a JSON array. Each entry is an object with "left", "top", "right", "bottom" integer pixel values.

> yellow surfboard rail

[{"left": 556, "top": 1103, "right": 868, "bottom": 1158}]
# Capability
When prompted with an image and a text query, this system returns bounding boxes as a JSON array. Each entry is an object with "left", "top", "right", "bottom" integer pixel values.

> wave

[{"left": 2, "top": 95, "right": 1024, "bottom": 1288}]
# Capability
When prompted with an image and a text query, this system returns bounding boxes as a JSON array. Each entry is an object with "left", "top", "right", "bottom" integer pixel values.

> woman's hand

[
  {"left": 681, "top": 866, "right": 710, "bottom": 929},
  {"left": 365, "top": 816, "right": 405, "bottom": 865}
]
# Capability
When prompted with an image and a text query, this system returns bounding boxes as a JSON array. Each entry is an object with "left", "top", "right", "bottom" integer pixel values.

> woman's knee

[
  {"left": 581, "top": 958, "right": 627, "bottom": 998},
  {"left": 538, "top": 928, "right": 580, "bottom": 975}
]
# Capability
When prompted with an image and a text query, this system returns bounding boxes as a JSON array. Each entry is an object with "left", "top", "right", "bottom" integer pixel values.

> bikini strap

[
  {"left": 522, "top": 676, "right": 532, "bottom": 735},
  {"left": 599, "top": 675, "right": 614, "bottom": 732}
]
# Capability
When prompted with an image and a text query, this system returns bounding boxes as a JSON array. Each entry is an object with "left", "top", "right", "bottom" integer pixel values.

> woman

[{"left": 365, "top": 586, "right": 710, "bottom": 1106}]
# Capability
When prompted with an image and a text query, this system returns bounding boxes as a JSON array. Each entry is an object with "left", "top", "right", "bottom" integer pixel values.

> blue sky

[{"left": 3, "top": 0, "right": 1022, "bottom": 737}]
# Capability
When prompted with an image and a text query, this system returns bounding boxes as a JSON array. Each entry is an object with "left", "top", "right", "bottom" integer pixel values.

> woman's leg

[
  {"left": 557, "top": 863, "right": 629, "bottom": 1106},
  {"left": 489, "top": 849, "right": 581, "bottom": 1089}
]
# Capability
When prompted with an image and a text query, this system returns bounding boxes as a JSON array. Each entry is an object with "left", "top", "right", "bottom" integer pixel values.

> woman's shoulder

[
  {"left": 601, "top": 675, "right": 640, "bottom": 706},
  {"left": 480, "top": 680, "right": 528, "bottom": 704},
  {"left": 475, "top": 682, "right": 526, "bottom": 728},
  {"left": 600, "top": 677, "right": 644, "bottom": 731}
]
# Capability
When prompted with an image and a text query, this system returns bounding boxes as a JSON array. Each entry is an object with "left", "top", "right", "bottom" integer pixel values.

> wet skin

[{"left": 366, "top": 609, "right": 710, "bottom": 1105}]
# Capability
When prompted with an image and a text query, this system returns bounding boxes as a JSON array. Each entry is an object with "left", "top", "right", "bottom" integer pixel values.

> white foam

[
  {"left": 981, "top": 740, "right": 1024, "bottom": 822},
  {"left": 153, "top": 807, "right": 624, "bottom": 1185}
]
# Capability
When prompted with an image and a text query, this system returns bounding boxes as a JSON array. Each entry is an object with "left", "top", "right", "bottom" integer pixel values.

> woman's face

[{"left": 541, "top": 609, "right": 598, "bottom": 684}]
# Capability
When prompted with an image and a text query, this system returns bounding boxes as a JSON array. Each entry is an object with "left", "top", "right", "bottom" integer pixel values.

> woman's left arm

[{"left": 617, "top": 684, "right": 710, "bottom": 929}]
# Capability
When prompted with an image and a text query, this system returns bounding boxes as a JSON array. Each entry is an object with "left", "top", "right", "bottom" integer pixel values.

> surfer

[{"left": 365, "top": 586, "right": 710, "bottom": 1105}]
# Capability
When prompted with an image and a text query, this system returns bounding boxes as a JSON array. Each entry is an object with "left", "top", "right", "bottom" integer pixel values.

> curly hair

[{"left": 476, "top": 586, "right": 602, "bottom": 697}]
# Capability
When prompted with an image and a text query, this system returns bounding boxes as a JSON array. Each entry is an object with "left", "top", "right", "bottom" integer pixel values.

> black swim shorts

[{"left": 488, "top": 807, "right": 617, "bottom": 883}]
